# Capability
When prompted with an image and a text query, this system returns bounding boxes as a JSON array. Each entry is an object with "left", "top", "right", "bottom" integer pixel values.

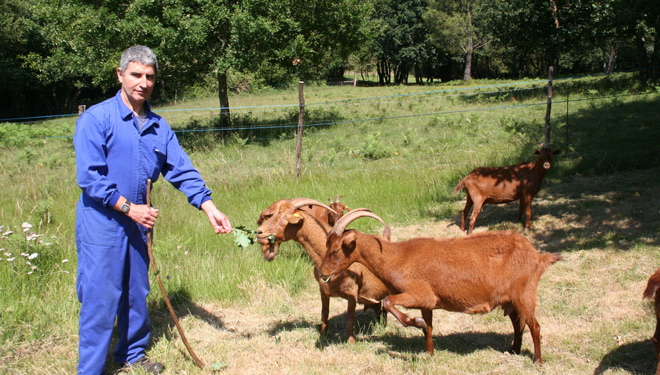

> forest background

[{"left": 2, "top": 0, "right": 659, "bottom": 122}]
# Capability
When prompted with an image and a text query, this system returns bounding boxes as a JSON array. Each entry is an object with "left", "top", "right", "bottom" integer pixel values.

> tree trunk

[
  {"left": 604, "top": 43, "right": 617, "bottom": 74},
  {"left": 217, "top": 70, "right": 231, "bottom": 128},
  {"left": 463, "top": 41, "right": 473, "bottom": 81},
  {"left": 377, "top": 60, "right": 391, "bottom": 84},
  {"left": 377, "top": 61, "right": 385, "bottom": 84},
  {"left": 463, "top": 3, "right": 474, "bottom": 81},
  {"left": 651, "top": 16, "right": 660, "bottom": 81},
  {"left": 414, "top": 63, "right": 423, "bottom": 84}
]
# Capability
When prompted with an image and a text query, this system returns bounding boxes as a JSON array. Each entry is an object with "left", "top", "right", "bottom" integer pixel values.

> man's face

[{"left": 117, "top": 62, "right": 156, "bottom": 106}]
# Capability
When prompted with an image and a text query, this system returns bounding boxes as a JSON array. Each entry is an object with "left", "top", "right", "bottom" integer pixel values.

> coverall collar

[{"left": 114, "top": 90, "right": 159, "bottom": 134}]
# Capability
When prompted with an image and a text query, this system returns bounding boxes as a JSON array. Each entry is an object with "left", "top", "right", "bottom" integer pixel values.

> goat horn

[
  {"left": 331, "top": 209, "right": 391, "bottom": 239},
  {"left": 290, "top": 198, "right": 337, "bottom": 215}
]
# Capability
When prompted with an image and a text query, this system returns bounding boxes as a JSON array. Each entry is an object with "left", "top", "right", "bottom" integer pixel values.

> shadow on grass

[
  {"left": 594, "top": 339, "right": 657, "bottom": 375},
  {"left": 454, "top": 166, "right": 660, "bottom": 254},
  {"left": 103, "top": 288, "right": 234, "bottom": 373},
  {"left": 264, "top": 307, "right": 384, "bottom": 347},
  {"left": 453, "top": 166, "right": 659, "bottom": 248},
  {"left": 442, "top": 89, "right": 660, "bottom": 252},
  {"left": 374, "top": 330, "right": 523, "bottom": 361},
  {"left": 174, "top": 106, "right": 345, "bottom": 151}
]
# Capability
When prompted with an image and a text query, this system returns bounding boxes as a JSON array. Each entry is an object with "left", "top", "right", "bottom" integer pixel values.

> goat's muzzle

[{"left": 320, "top": 273, "right": 333, "bottom": 283}]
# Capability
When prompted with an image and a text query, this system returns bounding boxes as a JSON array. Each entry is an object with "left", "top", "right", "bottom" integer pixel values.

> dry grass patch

[{"left": 3, "top": 168, "right": 660, "bottom": 375}]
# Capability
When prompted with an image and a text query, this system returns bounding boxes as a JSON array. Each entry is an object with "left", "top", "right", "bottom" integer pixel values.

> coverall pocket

[{"left": 79, "top": 206, "right": 119, "bottom": 246}]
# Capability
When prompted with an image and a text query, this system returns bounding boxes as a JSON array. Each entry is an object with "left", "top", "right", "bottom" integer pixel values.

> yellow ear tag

[{"left": 293, "top": 213, "right": 300, "bottom": 218}]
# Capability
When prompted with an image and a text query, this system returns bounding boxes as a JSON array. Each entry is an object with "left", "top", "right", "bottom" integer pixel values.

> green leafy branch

[{"left": 231, "top": 225, "right": 256, "bottom": 249}]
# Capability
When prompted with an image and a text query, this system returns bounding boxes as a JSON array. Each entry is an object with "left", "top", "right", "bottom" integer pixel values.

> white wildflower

[
  {"left": 22, "top": 222, "right": 32, "bottom": 232},
  {"left": 184, "top": 251, "right": 189, "bottom": 255},
  {"left": 21, "top": 253, "right": 29, "bottom": 257},
  {"left": 26, "top": 261, "right": 31, "bottom": 266},
  {"left": 62, "top": 259, "right": 69, "bottom": 263},
  {"left": 31, "top": 265, "right": 37, "bottom": 270},
  {"left": 27, "top": 253, "right": 38, "bottom": 260},
  {"left": 27, "top": 271, "right": 33, "bottom": 275},
  {"left": 26, "top": 233, "right": 43, "bottom": 241},
  {"left": 1, "top": 230, "right": 13, "bottom": 237},
  {"left": 7, "top": 257, "right": 15, "bottom": 262},
  {"left": 4, "top": 252, "right": 10, "bottom": 257}
]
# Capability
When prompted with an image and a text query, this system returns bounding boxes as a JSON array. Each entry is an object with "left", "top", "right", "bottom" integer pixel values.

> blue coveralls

[{"left": 74, "top": 91, "right": 212, "bottom": 375}]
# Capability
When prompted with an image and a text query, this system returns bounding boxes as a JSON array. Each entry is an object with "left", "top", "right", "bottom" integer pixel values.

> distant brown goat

[
  {"left": 300, "top": 195, "right": 348, "bottom": 228},
  {"left": 455, "top": 145, "right": 560, "bottom": 234},
  {"left": 643, "top": 268, "right": 660, "bottom": 375},
  {"left": 256, "top": 198, "right": 389, "bottom": 344},
  {"left": 319, "top": 209, "right": 560, "bottom": 364}
]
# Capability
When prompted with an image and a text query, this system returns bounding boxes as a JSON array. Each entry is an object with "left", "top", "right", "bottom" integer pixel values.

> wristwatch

[{"left": 120, "top": 201, "right": 131, "bottom": 214}]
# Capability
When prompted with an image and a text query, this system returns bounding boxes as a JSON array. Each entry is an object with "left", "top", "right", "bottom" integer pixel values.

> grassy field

[{"left": 1, "top": 72, "right": 659, "bottom": 374}]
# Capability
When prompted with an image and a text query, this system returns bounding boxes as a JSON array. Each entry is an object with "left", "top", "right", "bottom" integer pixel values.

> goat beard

[{"left": 260, "top": 241, "right": 279, "bottom": 261}]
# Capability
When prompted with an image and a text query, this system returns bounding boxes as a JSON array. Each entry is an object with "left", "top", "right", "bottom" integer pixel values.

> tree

[
  {"left": 425, "top": 0, "right": 492, "bottom": 81},
  {"left": 372, "top": 0, "right": 431, "bottom": 84},
  {"left": 0, "top": 0, "right": 44, "bottom": 118},
  {"left": 486, "top": 0, "right": 560, "bottom": 77}
]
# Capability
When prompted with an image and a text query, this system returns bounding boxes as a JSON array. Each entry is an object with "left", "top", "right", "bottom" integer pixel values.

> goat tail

[
  {"left": 454, "top": 179, "right": 466, "bottom": 194},
  {"left": 543, "top": 252, "right": 562, "bottom": 267},
  {"left": 643, "top": 268, "right": 660, "bottom": 299}
]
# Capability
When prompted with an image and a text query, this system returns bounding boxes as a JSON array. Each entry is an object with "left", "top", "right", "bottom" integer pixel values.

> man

[{"left": 74, "top": 45, "right": 232, "bottom": 375}]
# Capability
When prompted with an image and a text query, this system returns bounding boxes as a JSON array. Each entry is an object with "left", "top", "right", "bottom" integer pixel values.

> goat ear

[
  {"left": 342, "top": 231, "right": 358, "bottom": 250},
  {"left": 327, "top": 211, "right": 336, "bottom": 226},
  {"left": 285, "top": 212, "right": 303, "bottom": 224}
]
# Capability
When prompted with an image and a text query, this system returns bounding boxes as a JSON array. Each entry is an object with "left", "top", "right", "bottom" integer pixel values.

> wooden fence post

[
  {"left": 564, "top": 88, "right": 570, "bottom": 148},
  {"left": 296, "top": 81, "right": 305, "bottom": 177},
  {"left": 544, "top": 66, "right": 553, "bottom": 147}
]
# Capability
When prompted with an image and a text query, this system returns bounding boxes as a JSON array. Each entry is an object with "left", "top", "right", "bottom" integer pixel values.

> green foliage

[
  {"left": 361, "top": 132, "right": 396, "bottom": 160},
  {"left": 372, "top": 0, "right": 433, "bottom": 84},
  {"left": 425, "top": 0, "right": 492, "bottom": 80},
  {"left": 232, "top": 225, "right": 256, "bottom": 249}
]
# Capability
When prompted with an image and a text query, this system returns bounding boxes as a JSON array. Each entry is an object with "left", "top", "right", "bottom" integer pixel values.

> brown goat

[
  {"left": 300, "top": 195, "right": 348, "bottom": 228},
  {"left": 319, "top": 210, "right": 560, "bottom": 364},
  {"left": 643, "top": 268, "right": 660, "bottom": 375},
  {"left": 455, "top": 145, "right": 560, "bottom": 234},
  {"left": 256, "top": 198, "right": 389, "bottom": 344}
]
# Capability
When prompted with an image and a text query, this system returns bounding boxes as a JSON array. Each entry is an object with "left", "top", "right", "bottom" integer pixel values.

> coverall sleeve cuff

[
  {"left": 198, "top": 195, "right": 213, "bottom": 209},
  {"left": 108, "top": 191, "right": 121, "bottom": 208}
]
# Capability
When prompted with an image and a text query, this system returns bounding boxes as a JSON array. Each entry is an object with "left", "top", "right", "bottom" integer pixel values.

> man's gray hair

[{"left": 119, "top": 45, "right": 158, "bottom": 74}]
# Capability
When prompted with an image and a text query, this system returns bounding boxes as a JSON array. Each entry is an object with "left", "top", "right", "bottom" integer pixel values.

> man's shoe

[{"left": 128, "top": 357, "right": 165, "bottom": 374}]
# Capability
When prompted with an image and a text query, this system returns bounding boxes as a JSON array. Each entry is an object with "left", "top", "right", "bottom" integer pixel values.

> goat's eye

[{"left": 262, "top": 214, "right": 272, "bottom": 220}]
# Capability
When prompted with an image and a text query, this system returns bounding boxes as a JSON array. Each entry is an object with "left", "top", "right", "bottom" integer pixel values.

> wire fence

[
  {"left": 0, "top": 69, "right": 645, "bottom": 123},
  {"left": 0, "top": 69, "right": 658, "bottom": 154}
]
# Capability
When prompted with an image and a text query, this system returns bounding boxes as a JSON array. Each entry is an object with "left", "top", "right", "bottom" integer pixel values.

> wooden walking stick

[{"left": 146, "top": 179, "right": 205, "bottom": 369}]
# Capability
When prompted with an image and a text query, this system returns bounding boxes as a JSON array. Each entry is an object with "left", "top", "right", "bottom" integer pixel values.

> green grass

[{"left": 1, "top": 72, "right": 659, "bottom": 374}]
